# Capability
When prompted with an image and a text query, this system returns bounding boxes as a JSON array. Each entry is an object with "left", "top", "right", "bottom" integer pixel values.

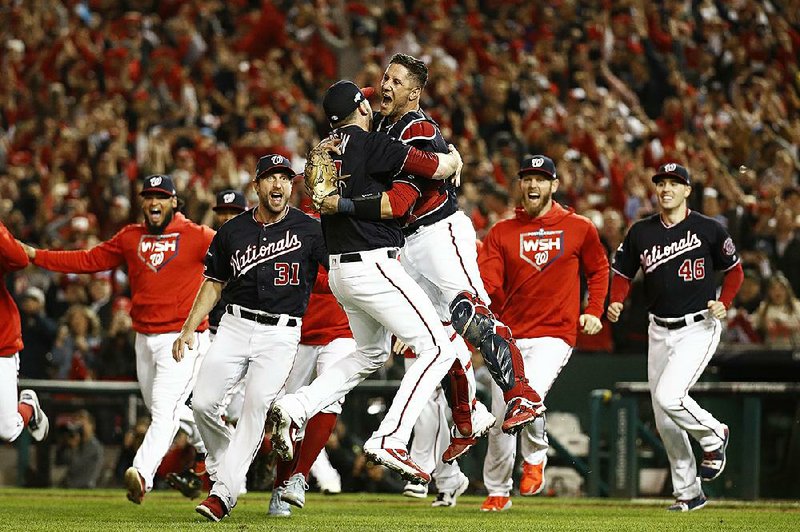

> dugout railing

[{"left": 588, "top": 381, "right": 800, "bottom": 500}]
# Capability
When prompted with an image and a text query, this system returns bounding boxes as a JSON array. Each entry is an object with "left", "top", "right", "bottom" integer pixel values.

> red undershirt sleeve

[
  {"left": 719, "top": 263, "right": 744, "bottom": 308},
  {"left": 402, "top": 147, "right": 439, "bottom": 178},
  {"left": 609, "top": 273, "right": 632, "bottom": 304},
  {"left": 385, "top": 182, "right": 419, "bottom": 217}
]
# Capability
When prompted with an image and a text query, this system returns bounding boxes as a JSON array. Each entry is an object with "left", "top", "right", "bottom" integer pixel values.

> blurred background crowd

[{"left": 1, "top": 0, "right": 799, "bottom": 489}]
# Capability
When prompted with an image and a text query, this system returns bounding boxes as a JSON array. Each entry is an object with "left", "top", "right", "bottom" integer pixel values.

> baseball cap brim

[
  {"left": 256, "top": 163, "right": 294, "bottom": 179},
  {"left": 140, "top": 187, "right": 175, "bottom": 196},
  {"left": 519, "top": 168, "right": 556, "bottom": 179},
  {"left": 212, "top": 204, "right": 246, "bottom": 212},
  {"left": 651, "top": 172, "right": 690, "bottom": 185}
]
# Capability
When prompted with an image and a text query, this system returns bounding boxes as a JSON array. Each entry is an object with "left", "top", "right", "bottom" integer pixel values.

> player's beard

[
  {"left": 145, "top": 210, "right": 174, "bottom": 235},
  {"left": 523, "top": 186, "right": 553, "bottom": 219}
]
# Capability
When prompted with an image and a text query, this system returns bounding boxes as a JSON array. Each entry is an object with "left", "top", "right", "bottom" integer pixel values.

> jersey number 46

[{"left": 678, "top": 258, "right": 705, "bottom": 281}]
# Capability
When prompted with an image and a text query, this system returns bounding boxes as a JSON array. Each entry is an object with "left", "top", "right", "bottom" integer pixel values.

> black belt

[
  {"left": 226, "top": 305, "right": 298, "bottom": 327},
  {"left": 653, "top": 313, "right": 706, "bottom": 330},
  {"left": 339, "top": 249, "right": 398, "bottom": 263}
]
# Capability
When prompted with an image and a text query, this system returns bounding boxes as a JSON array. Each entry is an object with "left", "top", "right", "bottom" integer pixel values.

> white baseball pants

[
  {"left": 288, "top": 338, "right": 357, "bottom": 416},
  {"left": 195, "top": 311, "right": 300, "bottom": 508},
  {"left": 280, "top": 248, "right": 457, "bottom": 450},
  {"left": 133, "top": 329, "right": 208, "bottom": 491},
  {"left": 404, "top": 357, "right": 465, "bottom": 492},
  {"left": 401, "top": 211, "right": 490, "bottom": 314},
  {"left": 648, "top": 314, "right": 727, "bottom": 500},
  {"left": 484, "top": 337, "right": 572, "bottom": 496},
  {"left": 0, "top": 354, "right": 24, "bottom": 442}
]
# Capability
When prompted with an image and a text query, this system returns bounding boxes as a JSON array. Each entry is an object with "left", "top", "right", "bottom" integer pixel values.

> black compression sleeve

[{"left": 352, "top": 194, "right": 383, "bottom": 220}]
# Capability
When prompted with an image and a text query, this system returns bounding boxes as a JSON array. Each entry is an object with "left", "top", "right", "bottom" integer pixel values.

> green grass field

[{"left": 0, "top": 489, "right": 797, "bottom": 532}]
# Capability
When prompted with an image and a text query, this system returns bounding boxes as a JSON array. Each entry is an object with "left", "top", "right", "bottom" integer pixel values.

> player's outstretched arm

[{"left": 173, "top": 278, "right": 224, "bottom": 361}]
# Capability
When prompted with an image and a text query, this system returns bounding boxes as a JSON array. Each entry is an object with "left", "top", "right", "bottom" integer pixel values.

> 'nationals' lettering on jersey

[
  {"left": 520, "top": 229, "right": 564, "bottom": 270},
  {"left": 641, "top": 230, "right": 702, "bottom": 273},
  {"left": 138, "top": 233, "right": 180, "bottom": 272},
  {"left": 230, "top": 231, "right": 302, "bottom": 277}
]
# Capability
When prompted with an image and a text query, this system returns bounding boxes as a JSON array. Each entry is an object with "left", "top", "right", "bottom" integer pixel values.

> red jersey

[
  {"left": 34, "top": 213, "right": 214, "bottom": 335},
  {"left": 0, "top": 222, "right": 28, "bottom": 357},
  {"left": 479, "top": 203, "right": 609, "bottom": 346}
]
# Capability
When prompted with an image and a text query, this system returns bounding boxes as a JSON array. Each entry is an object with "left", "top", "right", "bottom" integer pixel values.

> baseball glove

[{"left": 304, "top": 141, "right": 342, "bottom": 210}]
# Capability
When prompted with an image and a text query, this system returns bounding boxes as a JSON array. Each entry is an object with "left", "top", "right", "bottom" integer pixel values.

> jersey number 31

[{"left": 678, "top": 258, "right": 705, "bottom": 281}]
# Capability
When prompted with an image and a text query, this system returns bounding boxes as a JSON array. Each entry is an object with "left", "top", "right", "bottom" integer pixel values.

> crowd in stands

[{"left": 1, "top": 0, "right": 799, "bottom": 386}]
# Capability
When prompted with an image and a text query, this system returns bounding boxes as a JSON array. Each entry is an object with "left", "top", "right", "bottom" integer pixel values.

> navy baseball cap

[
  {"left": 213, "top": 189, "right": 247, "bottom": 212},
  {"left": 255, "top": 154, "right": 294, "bottom": 179},
  {"left": 652, "top": 162, "right": 691, "bottom": 185},
  {"left": 140, "top": 174, "right": 176, "bottom": 196},
  {"left": 519, "top": 155, "right": 557, "bottom": 179},
  {"left": 323, "top": 80, "right": 375, "bottom": 123}
]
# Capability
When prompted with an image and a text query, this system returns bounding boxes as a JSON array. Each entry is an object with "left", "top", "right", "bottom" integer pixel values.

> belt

[
  {"left": 226, "top": 305, "right": 298, "bottom": 327},
  {"left": 339, "top": 249, "right": 399, "bottom": 263},
  {"left": 652, "top": 313, "right": 706, "bottom": 330}
]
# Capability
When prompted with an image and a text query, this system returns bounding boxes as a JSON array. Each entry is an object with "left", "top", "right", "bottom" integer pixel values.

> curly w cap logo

[
  {"left": 664, "top": 163, "right": 677, "bottom": 172},
  {"left": 272, "top": 155, "right": 284, "bottom": 165},
  {"left": 530, "top": 157, "right": 545, "bottom": 168},
  {"left": 138, "top": 233, "right": 180, "bottom": 272},
  {"left": 223, "top": 192, "right": 236, "bottom": 204},
  {"left": 149, "top": 176, "right": 163, "bottom": 187},
  {"left": 519, "top": 229, "right": 564, "bottom": 271}
]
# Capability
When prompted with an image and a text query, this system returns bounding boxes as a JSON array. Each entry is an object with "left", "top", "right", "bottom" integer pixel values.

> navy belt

[
  {"left": 653, "top": 313, "right": 706, "bottom": 330},
  {"left": 226, "top": 305, "right": 298, "bottom": 327},
  {"left": 339, "top": 249, "right": 399, "bottom": 263}
]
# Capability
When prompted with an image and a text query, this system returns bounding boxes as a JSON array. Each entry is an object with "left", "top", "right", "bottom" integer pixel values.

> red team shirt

[
  {"left": 0, "top": 222, "right": 29, "bottom": 357},
  {"left": 33, "top": 213, "right": 214, "bottom": 335},
  {"left": 479, "top": 203, "right": 609, "bottom": 346}
]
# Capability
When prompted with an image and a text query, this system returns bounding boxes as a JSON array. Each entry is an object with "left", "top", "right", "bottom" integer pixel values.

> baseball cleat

[
  {"left": 364, "top": 447, "right": 430, "bottom": 485},
  {"left": 166, "top": 469, "right": 203, "bottom": 499},
  {"left": 19, "top": 389, "right": 49, "bottom": 441},
  {"left": 700, "top": 425, "right": 729, "bottom": 482},
  {"left": 431, "top": 473, "right": 469, "bottom": 508},
  {"left": 667, "top": 493, "right": 707, "bottom": 512},
  {"left": 269, "top": 403, "right": 298, "bottom": 462},
  {"left": 124, "top": 467, "right": 146, "bottom": 505},
  {"left": 281, "top": 473, "right": 309, "bottom": 509},
  {"left": 480, "top": 495, "right": 512, "bottom": 512},
  {"left": 443, "top": 401, "right": 496, "bottom": 463},
  {"left": 196, "top": 495, "right": 229, "bottom": 522},
  {"left": 501, "top": 396, "right": 545, "bottom": 434},
  {"left": 520, "top": 459, "right": 546, "bottom": 496},
  {"left": 269, "top": 488, "right": 291, "bottom": 517},
  {"left": 403, "top": 482, "right": 428, "bottom": 498}
]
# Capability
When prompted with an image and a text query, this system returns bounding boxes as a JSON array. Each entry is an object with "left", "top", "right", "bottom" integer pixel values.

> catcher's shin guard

[
  {"left": 443, "top": 359, "right": 472, "bottom": 436},
  {"left": 449, "top": 291, "right": 516, "bottom": 393}
]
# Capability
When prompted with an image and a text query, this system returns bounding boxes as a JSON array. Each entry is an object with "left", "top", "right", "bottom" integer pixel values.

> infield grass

[{"left": 0, "top": 489, "right": 797, "bottom": 531}]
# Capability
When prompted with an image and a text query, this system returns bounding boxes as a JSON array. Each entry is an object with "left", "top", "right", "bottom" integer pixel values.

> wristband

[
  {"left": 337, "top": 197, "right": 355, "bottom": 214},
  {"left": 352, "top": 194, "right": 383, "bottom": 220}
]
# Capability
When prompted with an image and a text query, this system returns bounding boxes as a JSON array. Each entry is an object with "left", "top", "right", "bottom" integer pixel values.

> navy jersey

[
  {"left": 375, "top": 109, "right": 457, "bottom": 235},
  {"left": 204, "top": 207, "right": 328, "bottom": 317},
  {"left": 322, "top": 124, "right": 420, "bottom": 254},
  {"left": 612, "top": 211, "right": 740, "bottom": 317}
]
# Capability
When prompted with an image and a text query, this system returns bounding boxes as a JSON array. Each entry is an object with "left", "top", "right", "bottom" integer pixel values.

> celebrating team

[{"left": 6, "top": 52, "right": 740, "bottom": 517}]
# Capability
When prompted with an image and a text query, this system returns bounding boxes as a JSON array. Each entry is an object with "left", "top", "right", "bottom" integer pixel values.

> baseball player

[
  {"left": 173, "top": 155, "right": 328, "bottom": 522},
  {"left": 21, "top": 174, "right": 214, "bottom": 504},
  {"left": 373, "top": 54, "right": 541, "bottom": 469},
  {"left": 1, "top": 222, "right": 49, "bottom": 445},
  {"left": 479, "top": 155, "right": 609, "bottom": 512},
  {"left": 607, "top": 163, "right": 744, "bottom": 512},
  {"left": 167, "top": 189, "right": 248, "bottom": 499},
  {"left": 269, "top": 79, "right": 464, "bottom": 486}
]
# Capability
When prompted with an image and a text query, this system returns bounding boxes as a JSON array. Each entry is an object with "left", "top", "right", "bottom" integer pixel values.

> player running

[
  {"left": 174, "top": 155, "right": 328, "bottom": 522},
  {"left": 21, "top": 175, "right": 213, "bottom": 505},
  {"left": 1, "top": 221, "right": 49, "bottom": 446},
  {"left": 479, "top": 155, "right": 609, "bottom": 511},
  {"left": 607, "top": 163, "right": 743, "bottom": 512}
]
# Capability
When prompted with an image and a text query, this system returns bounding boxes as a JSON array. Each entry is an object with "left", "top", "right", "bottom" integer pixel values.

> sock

[
  {"left": 18, "top": 403, "right": 34, "bottom": 426},
  {"left": 258, "top": 435, "right": 273, "bottom": 456},
  {"left": 194, "top": 453, "right": 207, "bottom": 475},
  {"left": 273, "top": 439, "right": 302, "bottom": 489},
  {"left": 294, "top": 413, "right": 337, "bottom": 479}
]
